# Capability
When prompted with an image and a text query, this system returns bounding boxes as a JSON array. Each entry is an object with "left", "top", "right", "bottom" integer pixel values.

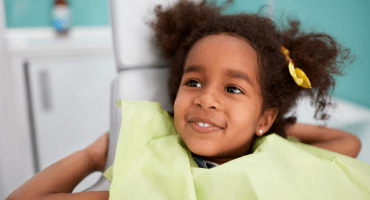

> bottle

[{"left": 52, "top": 0, "right": 71, "bottom": 36}]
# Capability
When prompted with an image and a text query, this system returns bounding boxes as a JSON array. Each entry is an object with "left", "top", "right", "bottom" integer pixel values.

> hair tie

[{"left": 280, "top": 46, "right": 311, "bottom": 89}]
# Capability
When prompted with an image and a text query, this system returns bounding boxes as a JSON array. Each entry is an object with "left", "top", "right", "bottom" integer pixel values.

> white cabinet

[
  {"left": 28, "top": 54, "right": 116, "bottom": 192},
  {"left": 1, "top": 27, "right": 116, "bottom": 197}
]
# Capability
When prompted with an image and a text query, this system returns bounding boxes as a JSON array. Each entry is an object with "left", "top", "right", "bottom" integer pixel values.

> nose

[{"left": 193, "top": 85, "right": 222, "bottom": 110}]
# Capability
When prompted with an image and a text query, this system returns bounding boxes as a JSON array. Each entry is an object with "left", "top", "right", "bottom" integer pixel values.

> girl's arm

[
  {"left": 286, "top": 123, "right": 362, "bottom": 158},
  {"left": 6, "top": 132, "right": 110, "bottom": 200}
]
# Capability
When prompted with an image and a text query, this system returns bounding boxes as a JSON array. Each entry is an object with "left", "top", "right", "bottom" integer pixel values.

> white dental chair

[{"left": 82, "top": 0, "right": 178, "bottom": 192}]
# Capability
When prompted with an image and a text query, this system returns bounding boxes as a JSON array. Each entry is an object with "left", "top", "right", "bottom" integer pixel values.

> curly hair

[{"left": 150, "top": 0, "right": 353, "bottom": 153}]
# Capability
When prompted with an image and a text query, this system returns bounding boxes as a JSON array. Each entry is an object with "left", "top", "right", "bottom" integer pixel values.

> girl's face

[{"left": 174, "top": 33, "right": 277, "bottom": 165}]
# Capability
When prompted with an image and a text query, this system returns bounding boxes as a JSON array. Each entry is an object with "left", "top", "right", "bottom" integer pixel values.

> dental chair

[{"left": 82, "top": 0, "right": 179, "bottom": 192}]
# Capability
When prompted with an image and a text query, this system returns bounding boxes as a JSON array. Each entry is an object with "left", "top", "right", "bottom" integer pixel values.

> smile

[
  {"left": 195, "top": 121, "right": 215, "bottom": 127},
  {"left": 189, "top": 121, "right": 223, "bottom": 133}
]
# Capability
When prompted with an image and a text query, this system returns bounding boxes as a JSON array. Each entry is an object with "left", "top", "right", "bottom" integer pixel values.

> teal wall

[
  {"left": 4, "top": 0, "right": 370, "bottom": 108},
  {"left": 4, "top": 0, "right": 110, "bottom": 27},
  {"left": 216, "top": 0, "right": 370, "bottom": 109},
  {"left": 273, "top": 0, "right": 370, "bottom": 109}
]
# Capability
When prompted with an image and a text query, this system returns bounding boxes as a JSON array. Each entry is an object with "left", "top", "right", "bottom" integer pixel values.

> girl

[
  {"left": 7, "top": 0, "right": 362, "bottom": 199},
  {"left": 151, "top": 0, "right": 360, "bottom": 165}
]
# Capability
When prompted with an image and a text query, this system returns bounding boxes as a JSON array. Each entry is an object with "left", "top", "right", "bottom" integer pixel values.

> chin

[{"left": 188, "top": 144, "right": 218, "bottom": 157}]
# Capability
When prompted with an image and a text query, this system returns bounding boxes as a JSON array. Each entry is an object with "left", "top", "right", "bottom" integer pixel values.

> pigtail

[
  {"left": 280, "top": 20, "right": 353, "bottom": 122},
  {"left": 260, "top": 19, "right": 354, "bottom": 139}
]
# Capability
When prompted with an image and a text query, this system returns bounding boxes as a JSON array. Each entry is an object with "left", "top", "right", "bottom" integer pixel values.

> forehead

[{"left": 184, "top": 33, "right": 259, "bottom": 84}]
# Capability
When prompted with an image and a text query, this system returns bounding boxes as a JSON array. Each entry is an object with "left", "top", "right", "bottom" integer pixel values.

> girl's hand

[
  {"left": 85, "top": 131, "right": 110, "bottom": 172},
  {"left": 286, "top": 123, "right": 361, "bottom": 158},
  {"left": 7, "top": 132, "right": 110, "bottom": 199}
]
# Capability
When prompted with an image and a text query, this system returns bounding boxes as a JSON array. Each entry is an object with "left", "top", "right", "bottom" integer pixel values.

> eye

[
  {"left": 225, "top": 86, "right": 243, "bottom": 94},
  {"left": 185, "top": 80, "right": 201, "bottom": 87},
  {"left": 185, "top": 80, "right": 244, "bottom": 94}
]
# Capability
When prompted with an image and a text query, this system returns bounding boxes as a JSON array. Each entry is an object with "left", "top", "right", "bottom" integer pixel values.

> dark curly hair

[{"left": 150, "top": 0, "right": 353, "bottom": 153}]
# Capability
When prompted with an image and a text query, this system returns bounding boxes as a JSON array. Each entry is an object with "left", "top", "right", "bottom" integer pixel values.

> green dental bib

[{"left": 103, "top": 100, "right": 370, "bottom": 200}]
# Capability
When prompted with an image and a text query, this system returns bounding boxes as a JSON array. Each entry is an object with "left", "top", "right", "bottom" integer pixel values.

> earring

[{"left": 259, "top": 129, "right": 263, "bottom": 134}]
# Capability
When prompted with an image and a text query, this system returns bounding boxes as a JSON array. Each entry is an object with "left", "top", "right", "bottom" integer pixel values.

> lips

[{"left": 187, "top": 116, "right": 225, "bottom": 129}]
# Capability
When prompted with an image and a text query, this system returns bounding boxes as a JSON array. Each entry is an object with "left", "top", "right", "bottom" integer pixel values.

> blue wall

[
  {"left": 4, "top": 0, "right": 110, "bottom": 27},
  {"left": 217, "top": 0, "right": 370, "bottom": 109},
  {"left": 4, "top": 0, "right": 370, "bottom": 108},
  {"left": 273, "top": 0, "right": 370, "bottom": 109}
]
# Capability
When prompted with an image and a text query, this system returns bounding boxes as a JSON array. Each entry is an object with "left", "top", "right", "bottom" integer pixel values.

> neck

[
  {"left": 190, "top": 135, "right": 258, "bottom": 165},
  {"left": 191, "top": 144, "right": 254, "bottom": 165},
  {"left": 191, "top": 152, "right": 231, "bottom": 165}
]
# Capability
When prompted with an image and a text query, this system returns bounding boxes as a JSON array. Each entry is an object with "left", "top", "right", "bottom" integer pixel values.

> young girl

[
  {"left": 7, "top": 0, "right": 364, "bottom": 199},
  {"left": 151, "top": 0, "right": 360, "bottom": 165}
]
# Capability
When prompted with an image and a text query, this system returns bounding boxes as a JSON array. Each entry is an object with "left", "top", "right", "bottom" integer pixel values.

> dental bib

[{"left": 103, "top": 100, "right": 370, "bottom": 200}]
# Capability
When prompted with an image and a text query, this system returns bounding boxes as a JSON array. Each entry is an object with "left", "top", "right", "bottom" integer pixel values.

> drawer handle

[{"left": 39, "top": 70, "right": 52, "bottom": 111}]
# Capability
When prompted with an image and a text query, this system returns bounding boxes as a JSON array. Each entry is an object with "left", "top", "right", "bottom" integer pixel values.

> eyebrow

[{"left": 183, "top": 65, "right": 254, "bottom": 86}]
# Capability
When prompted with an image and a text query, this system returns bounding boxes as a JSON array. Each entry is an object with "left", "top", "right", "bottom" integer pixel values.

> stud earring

[{"left": 259, "top": 129, "right": 263, "bottom": 134}]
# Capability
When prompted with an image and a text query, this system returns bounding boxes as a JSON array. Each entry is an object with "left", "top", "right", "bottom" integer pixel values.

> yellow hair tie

[{"left": 280, "top": 46, "right": 311, "bottom": 89}]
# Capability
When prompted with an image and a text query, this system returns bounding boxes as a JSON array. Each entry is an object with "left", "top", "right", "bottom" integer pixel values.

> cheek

[
  {"left": 174, "top": 88, "right": 190, "bottom": 113},
  {"left": 173, "top": 93, "right": 183, "bottom": 117},
  {"left": 173, "top": 98, "right": 181, "bottom": 126},
  {"left": 231, "top": 100, "right": 261, "bottom": 130},
  {"left": 173, "top": 91, "right": 187, "bottom": 130}
]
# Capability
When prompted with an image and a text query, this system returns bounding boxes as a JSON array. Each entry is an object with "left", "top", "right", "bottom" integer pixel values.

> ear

[{"left": 256, "top": 108, "right": 278, "bottom": 136}]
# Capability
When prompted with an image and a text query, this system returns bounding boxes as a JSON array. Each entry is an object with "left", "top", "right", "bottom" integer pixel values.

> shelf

[{"left": 5, "top": 26, "right": 114, "bottom": 57}]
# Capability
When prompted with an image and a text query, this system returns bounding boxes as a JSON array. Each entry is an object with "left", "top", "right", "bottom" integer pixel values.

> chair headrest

[{"left": 109, "top": 0, "right": 177, "bottom": 71}]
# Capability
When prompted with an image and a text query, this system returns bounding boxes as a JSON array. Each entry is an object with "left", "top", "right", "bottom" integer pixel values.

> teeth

[{"left": 196, "top": 122, "right": 214, "bottom": 127}]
